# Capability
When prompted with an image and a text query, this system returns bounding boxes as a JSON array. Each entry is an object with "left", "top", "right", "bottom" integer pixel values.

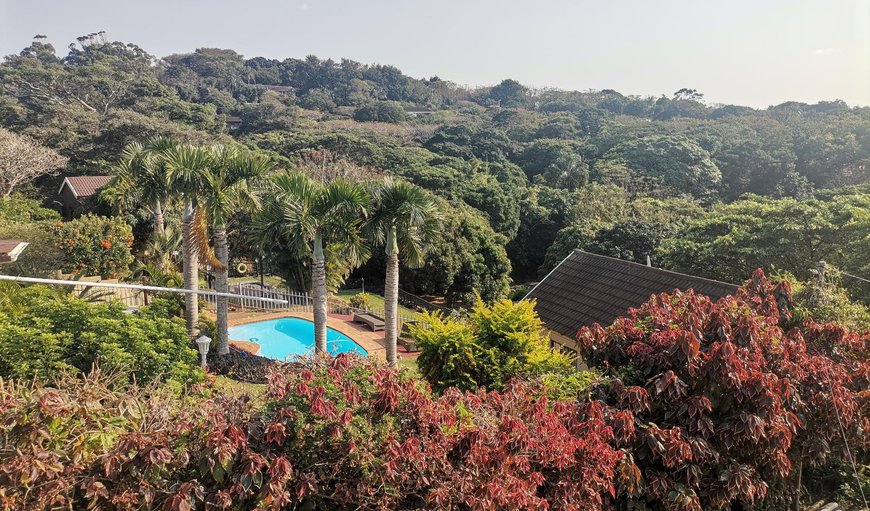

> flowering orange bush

[{"left": 51, "top": 214, "right": 134, "bottom": 278}]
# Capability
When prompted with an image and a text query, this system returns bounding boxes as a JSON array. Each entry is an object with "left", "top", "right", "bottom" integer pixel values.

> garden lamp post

[{"left": 196, "top": 335, "right": 211, "bottom": 369}]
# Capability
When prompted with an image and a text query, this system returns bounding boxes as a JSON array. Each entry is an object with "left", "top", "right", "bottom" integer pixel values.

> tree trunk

[
  {"left": 181, "top": 201, "right": 199, "bottom": 336},
  {"left": 214, "top": 225, "right": 229, "bottom": 355},
  {"left": 312, "top": 234, "right": 328, "bottom": 354},
  {"left": 792, "top": 459, "right": 802, "bottom": 511},
  {"left": 384, "top": 225, "right": 400, "bottom": 367},
  {"left": 153, "top": 199, "right": 165, "bottom": 236}
]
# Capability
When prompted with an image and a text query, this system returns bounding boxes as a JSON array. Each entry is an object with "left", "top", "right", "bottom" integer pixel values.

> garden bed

[{"left": 207, "top": 346, "right": 281, "bottom": 384}]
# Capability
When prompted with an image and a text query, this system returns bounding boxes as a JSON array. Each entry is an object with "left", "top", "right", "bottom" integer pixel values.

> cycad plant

[
  {"left": 368, "top": 178, "right": 440, "bottom": 366},
  {"left": 253, "top": 171, "right": 369, "bottom": 353}
]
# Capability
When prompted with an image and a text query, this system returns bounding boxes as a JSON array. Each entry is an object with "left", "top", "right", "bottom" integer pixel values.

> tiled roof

[
  {"left": 525, "top": 250, "right": 738, "bottom": 339},
  {"left": 59, "top": 175, "right": 112, "bottom": 198},
  {"left": 0, "top": 239, "right": 29, "bottom": 263}
]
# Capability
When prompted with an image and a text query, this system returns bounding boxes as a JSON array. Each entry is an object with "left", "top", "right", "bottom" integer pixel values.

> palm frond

[
  {"left": 192, "top": 207, "right": 226, "bottom": 270},
  {"left": 367, "top": 177, "right": 442, "bottom": 268}
]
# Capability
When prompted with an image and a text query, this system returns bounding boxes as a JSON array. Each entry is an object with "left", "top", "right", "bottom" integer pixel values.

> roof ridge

[{"left": 570, "top": 249, "right": 738, "bottom": 289}]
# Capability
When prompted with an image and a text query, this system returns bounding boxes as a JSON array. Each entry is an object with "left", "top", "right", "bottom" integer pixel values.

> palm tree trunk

[
  {"left": 384, "top": 225, "right": 400, "bottom": 367},
  {"left": 312, "top": 234, "right": 328, "bottom": 354},
  {"left": 214, "top": 225, "right": 229, "bottom": 355},
  {"left": 153, "top": 199, "right": 165, "bottom": 236},
  {"left": 182, "top": 201, "right": 199, "bottom": 336}
]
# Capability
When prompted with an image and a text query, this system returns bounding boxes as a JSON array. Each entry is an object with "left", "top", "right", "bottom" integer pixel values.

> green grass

[
  {"left": 211, "top": 375, "right": 267, "bottom": 400},
  {"left": 398, "top": 357, "right": 421, "bottom": 378},
  {"left": 335, "top": 288, "right": 418, "bottom": 317}
]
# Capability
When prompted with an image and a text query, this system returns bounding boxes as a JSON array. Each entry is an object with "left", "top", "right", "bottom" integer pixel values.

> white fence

[
  {"left": 67, "top": 276, "right": 149, "bottom": 308},
  {"left": 205, "top": 282, "right": 421, "bottom": 328}
]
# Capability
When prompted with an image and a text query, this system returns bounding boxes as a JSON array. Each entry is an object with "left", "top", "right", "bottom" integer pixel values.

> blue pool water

[{"left": 228, "top": 317, "right": 367, "bottom": 360}]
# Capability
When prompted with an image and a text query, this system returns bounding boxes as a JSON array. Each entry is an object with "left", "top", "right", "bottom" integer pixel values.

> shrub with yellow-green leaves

[{"left": 411, "top": 298, "right": 577, "bottom": 393}]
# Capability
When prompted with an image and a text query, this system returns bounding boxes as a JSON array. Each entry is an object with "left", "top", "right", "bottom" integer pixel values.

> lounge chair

[
  {"left": 399, "top": 320, "right": 420, "bottom": 352},
  {"left": 352, "top": 312, "right": 385, "bottom": 331}
]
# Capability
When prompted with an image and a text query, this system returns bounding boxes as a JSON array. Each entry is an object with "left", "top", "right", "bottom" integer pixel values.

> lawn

[
  {"left": 336, "top": 288, "right": 419, "bottom": 317},
  {"left": 398, "top": 357, "right": 421, "bottom": 378}
]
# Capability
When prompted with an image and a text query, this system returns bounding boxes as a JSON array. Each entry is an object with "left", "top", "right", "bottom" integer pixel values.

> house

[
  {"left": 0, "top": 239, "right": 29, "bottom": 263},
  {"left": 57, "top": 175, "right": 112, "bottom": 218},
  {"left": 225, "top": 115, "right": 243, "bottom": 130},
  {"left": 524, "top": 250, "right": 738, "bottom": 355}
]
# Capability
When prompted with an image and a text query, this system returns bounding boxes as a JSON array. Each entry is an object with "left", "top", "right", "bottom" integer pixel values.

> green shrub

[
  {"left": 776, "top": 267, "right": 870, "bottom": 332},
  {"left": 0, "top": 285, "right": 201, "bottom": 385},
  {"left": 411, "top": 297, "right": 574, "bottom": 392},
  {"left": 348, "top": 291, "right": 371, "bottom": 309},
  {"left": 352, "top": 101, "right": 410, "bottom": 123},
  {"left": 537, "top": 369, "right": 601, "bottom": 401},
  {"left": 507, "top": 284, "right": 532, "bottom": 301},
  {"left": 411, "top": 311, "right": 479, "bottom": 391},
  {"left": 51, "top": 214, "right": 134, "bottom": 278},
  {"left": 0, "top": 194, "right": 60, "bottom": 223},
  {"left": 0, "top": 221, "right": 64, "bottom": 276}
]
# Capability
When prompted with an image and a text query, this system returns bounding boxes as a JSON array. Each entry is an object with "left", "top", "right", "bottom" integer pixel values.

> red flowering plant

[{"left": 578, "top": 269, "right": 868, "bottom": 511}]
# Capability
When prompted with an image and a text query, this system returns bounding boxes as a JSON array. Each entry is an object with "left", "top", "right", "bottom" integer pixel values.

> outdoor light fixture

[{"left": 196, "top": 335, "right": 212, "bottom": 368}]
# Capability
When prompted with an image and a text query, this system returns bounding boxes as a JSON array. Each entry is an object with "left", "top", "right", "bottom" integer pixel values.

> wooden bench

[{"left": 352, "top": 312, "right": 385, "bottom": 331}]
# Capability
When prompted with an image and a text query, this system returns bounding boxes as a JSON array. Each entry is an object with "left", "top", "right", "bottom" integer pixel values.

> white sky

[{"left": 2, "top": 0, "right": 868, "bottom": 107}]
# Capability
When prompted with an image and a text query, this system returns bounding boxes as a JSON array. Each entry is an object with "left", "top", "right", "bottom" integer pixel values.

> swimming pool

[{"left": 228, "top": 317, "right": 367, "bottom": 360}]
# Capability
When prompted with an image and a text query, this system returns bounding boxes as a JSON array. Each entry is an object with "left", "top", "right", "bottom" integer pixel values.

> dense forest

[{"left": 1, "top": 32, "right": 868, "bottom": 306}]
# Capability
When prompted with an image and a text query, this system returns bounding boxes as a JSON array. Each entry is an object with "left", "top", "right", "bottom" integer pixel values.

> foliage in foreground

[
  {"left": 410, "top": 297, "right": 576, "bottom": 392},
  {"left": 0, "top": 285, "right": 200, "bottom": 385},
  {"left": 579, "top": 270, "right": 869, "bottom": 510},
  {"left": 0, "top": 356, "right": 622, "bottom": 511}
]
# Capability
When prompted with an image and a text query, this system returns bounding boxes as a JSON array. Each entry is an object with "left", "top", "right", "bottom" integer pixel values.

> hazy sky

[{"left": 2, "top": 0, "right": 868, "bottom": 108}]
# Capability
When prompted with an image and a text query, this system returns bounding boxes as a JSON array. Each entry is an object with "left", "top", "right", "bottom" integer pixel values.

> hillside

[{"left": 1, "top": 32, "right": 868, "bottom": 302}]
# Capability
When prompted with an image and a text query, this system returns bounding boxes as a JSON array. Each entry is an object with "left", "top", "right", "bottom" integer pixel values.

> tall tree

[
  {"left": 0, "top": 127, "right": 67, "bottom": 196},
  {"left": 108, "top": 137, "right": 176, "bottom": 236},
  {"left": 253, "top": 171, "right": 368, "bottom": 353},
  {"left": 368, "top": 179, "right": 440, "bottom": 366},
  {"left": 196, "top": 145, "right": 271, "bottom": 354},
  {"left": 165, "top": 145, "right": 212, "bottom": 336}
]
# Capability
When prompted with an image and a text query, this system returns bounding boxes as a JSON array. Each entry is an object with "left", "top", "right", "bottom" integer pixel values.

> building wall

[
  {"left": 546, "top": 330, "right": 589, "bottom": 370},
  {"left": 58, "top": 186, "right": 81, "bottom": 219}
]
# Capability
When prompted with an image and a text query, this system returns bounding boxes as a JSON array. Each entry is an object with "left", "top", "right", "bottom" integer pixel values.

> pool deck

[{"left": 226, "top": 310, "right": 419, "bottom": 361}]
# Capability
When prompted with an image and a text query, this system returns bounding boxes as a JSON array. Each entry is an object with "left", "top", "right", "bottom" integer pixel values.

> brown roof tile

[
  {"left": 60, "top": 176, "right": 112, "bottom": 198},
  {"left": 0, "top": 239, "right": 28, "bottom": 263},
  {"left": 525, "top": 250, "right": 738, "bottom": 339}
]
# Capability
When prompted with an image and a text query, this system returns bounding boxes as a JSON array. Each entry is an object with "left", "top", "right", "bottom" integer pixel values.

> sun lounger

[{"left": 353, "top": 312, "right": 385, "bottom": 331}]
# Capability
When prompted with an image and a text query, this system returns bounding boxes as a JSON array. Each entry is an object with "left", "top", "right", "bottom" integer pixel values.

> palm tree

[
  {"left": 368, "top": 179, "right": 440, "bottom": 367},
  {"left": 253, "top": 171, "right": 369, "bottom": 353},
  {"left": 165, "top": 145, "right": 212, "bottom": 336},
  {"left": 198, "top": 145, "right": 271, "bottom": 354},
  {"left": 109, "top": 137, "right": 176, "bottom": 237}
]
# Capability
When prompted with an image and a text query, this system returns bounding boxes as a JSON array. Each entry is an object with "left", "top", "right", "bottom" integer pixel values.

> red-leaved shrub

[
  {"left": 0, "top": 357, "right": 623, "bottom": 510},
  {"left": 579, "top": 269, "right": 869, "bottom": 510}
]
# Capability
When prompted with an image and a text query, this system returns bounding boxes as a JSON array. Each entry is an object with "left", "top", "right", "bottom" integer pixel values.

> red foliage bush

[
  {"left": 0, "top": 357, "right": 623, "bottom": 510},
  {"left": 578, "top": 269, "right": 869, "bottom": 510}
]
